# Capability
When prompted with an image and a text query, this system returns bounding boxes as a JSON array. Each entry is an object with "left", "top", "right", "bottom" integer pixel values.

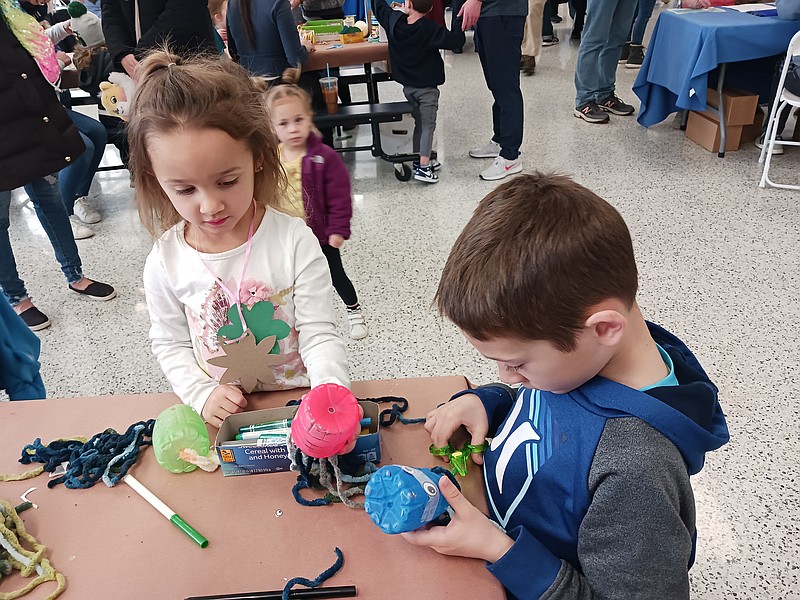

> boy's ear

[{"left": 584, "top": 310, "right": 626, "bottom": 347}]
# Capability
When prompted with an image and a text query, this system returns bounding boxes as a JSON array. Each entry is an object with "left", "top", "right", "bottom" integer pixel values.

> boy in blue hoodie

[
  {"left": 372, "top": 0, "right": 464, "bottom": 183},
  {"left": 403, "top": 173, "right": 729, "bottom": 599}
]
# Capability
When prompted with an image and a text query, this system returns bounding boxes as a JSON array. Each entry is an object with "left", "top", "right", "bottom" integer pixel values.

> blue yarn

[
  {"left": 281, "top": 547, "right": 344, "bottom": 600},
  {"left": 19, "top": 420, "right": 155, "bottom": 489},
  {"left": 375, "top": 397, "right": 425, "bottom": 427}
]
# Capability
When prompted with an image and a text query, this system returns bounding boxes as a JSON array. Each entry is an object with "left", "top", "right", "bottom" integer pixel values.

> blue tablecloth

[{"left": 633, "top": 8, "right": 800, "bottom": 127}]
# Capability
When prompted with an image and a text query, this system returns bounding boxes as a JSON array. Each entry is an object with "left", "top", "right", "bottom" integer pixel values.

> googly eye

[
  {"left": 423, "top": 482, "right": 437, "bottom": 497},
  {"left": 401, "top": 466, "right": 414, "bottom": 474}
]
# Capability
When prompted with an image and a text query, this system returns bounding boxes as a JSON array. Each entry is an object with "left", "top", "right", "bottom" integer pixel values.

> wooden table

[
  {"left": 0, "top": 378, "right": 504, "bottom": 600},
  {"left": 304, "top": 41, "right": 388, "bottom": 72}
]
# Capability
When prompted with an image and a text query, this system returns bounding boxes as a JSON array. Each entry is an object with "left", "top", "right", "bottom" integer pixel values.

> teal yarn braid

[
  {"left": 19, "top": 420, "right": 155, "bottom": 489},
  {"left": 281, "top": 547, "right": 344, "bottom": 600}
]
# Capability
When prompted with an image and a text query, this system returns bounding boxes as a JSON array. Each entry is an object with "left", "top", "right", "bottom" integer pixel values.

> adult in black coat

[
  {"left": 0, "top": 18, "right": 116, "bottom": 331},
  {"left": 101, "top": 0, "right": 217, "bottom": 78}
]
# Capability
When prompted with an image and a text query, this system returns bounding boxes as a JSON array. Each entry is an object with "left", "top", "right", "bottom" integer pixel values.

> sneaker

[
  {"left": 550, "top": 14, "right": 562, "bottom": 23},
  {"left": 68, "top": 279, "right": 116, "bottom": 301},
  {"left": 755, "top": 134, "right": 784, "bottom": 155},
  {"left": 413, "top": 159, "right": 441, "bottom": 172},
  {"left": 69, "top": 215, "right": 95, "bottom": 239},
  {"left": 18, "top": 306, "right": 51, "bottom": 331},
  {"left": 597, "top": 94, "right": 635, "bottom": 116},
  {"left": 480, "top": 156, "right": 523, "bottom": 181},
  {"left": 574, "top": 101, "right": 610, "bottom": 123},
  {"left": 619, "top": 42, "right": 631, "bottom": 63},
  {"left": 414, "top": 164, "right": 438, "bottom": 183},
  {"left": 542, "top": 35, "right": 559, "bottom": 46},
  {"left": 347, "top": 308, "right": 368, "bottom": 340},
  {"left": 520, "top": 55, "right": 536, "bottom": 76},
  {"left": 469, "top": 140, "right": 501, "bottom": 159},
  {"left": 626, "top": 44, "right": 645, "bottom": 68},
  {"left": 73, "top": 196, "right": 101, "bottom": 224}
]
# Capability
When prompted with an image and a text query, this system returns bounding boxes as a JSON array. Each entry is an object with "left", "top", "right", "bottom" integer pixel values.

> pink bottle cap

[{"left": 291, "top": 383, "right": 361, "bottom": 458}]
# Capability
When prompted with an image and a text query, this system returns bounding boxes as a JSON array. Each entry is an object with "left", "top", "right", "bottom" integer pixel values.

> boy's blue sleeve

[
  {"left": 451, "top": 383, "right": 515, "bottom": 436},
  {"left": 427, "top": 17, "right": 466, "bottom": 51},
  {"left": 488, "top": 526, "right": 563, "bottom": 599},
  {"left": 0, "top": 297, "right": 45, "bottom": 400}
]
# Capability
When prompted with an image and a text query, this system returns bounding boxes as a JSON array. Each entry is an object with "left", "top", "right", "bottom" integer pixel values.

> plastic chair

[{"left": 759, "top": 31, "right": 800, "bottom": 190}]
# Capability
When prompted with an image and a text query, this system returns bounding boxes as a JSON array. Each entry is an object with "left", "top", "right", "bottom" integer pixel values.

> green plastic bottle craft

[{"left": 152, "top": 404, "right": 218, "bottom": 473}]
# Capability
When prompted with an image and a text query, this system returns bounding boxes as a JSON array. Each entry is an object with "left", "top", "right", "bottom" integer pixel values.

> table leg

[{"left": 717, "top": 63, "right": 727, "bottom": 158}]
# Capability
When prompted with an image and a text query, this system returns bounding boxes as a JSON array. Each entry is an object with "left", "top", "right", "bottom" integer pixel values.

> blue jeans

[
  {"left": 630, "top": 0, "right": 657, "bottom": 45},
  {"left": 574, "top": 0, "right": 638, "bottom": 107},
  {"left": 58, "top": 109, "right": 107, "bottom": 215},
  {"left": 0, "top": 178, "right": 84, "bottom": 305},
  {"left": 476, "top": 15, "right": 526, "bottom": 160}
]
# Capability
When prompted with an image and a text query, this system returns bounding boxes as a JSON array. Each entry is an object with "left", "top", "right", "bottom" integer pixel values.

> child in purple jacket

[{"left": 265, "top": 84, "right": 368, "bottom": 340}]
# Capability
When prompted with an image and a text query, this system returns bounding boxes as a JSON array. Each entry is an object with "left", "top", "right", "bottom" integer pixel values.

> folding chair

[{"left": 758, "top": 30, "right": 800, "bottom": 190}]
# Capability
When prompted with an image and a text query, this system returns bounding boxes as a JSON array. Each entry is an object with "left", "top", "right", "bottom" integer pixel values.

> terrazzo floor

[{"left": 4, "top": 4, "right": 800, "bottom": 598}]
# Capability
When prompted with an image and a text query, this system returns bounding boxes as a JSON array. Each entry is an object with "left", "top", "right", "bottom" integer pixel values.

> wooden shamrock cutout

[
  {"left": 217, "top": 300, "right": 290, "bottom": 352},
  {"left": 207, "top": 332, "right": 285, "bottom": 393}
]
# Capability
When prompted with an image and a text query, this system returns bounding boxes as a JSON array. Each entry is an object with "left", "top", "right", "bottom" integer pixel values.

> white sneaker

[
  {"left": 347, "top": 308, "right": 369, "bottom": 340},
  {"left": 480, "top": 156, "right": 523, "bottom": 181},
  {"left": 73, "top": 196, "right": 101, "bottom": 224},
  {"left": 469, "top": 141, "right": 501, "bottom": 159},
  {"left": 69, "top": 215, "right": 95, "bottom": 239}
]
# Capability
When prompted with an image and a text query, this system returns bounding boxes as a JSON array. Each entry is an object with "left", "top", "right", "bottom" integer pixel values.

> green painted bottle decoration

[{"left": 153, "top": 404, "right": 211, "bottom": 473}]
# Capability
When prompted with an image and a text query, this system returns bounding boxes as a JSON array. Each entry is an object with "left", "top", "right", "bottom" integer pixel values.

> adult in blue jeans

[
  {"left": 620, "top": 0, "right": 658, "bottom": 68},
  {"left": 573, "top": 0, "right": 638, "bottom": 123},
  {"left": 59, "top": 108, "right": 107, "bottom": 240},
  {"left": 461, "top": 0, "right": 528, "bottom": 181},
  {"left": 1, "top": 12, "right": 116, "bottom": 332}
]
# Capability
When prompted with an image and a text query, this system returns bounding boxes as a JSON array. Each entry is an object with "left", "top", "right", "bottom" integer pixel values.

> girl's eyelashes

[
  {"left": 221, "top": 178, "right": 238, "bottom": 187},
  {"left": 175, "top": 187, "right": 195, "bottom": 196},
  {"left": 173, "top": 179, "right": 237, "bottom": 195}
]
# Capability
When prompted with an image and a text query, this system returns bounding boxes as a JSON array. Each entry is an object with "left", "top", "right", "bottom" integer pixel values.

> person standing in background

[
  {"left": 101, "top": 0, "right": 216, "bottom": 79},
  {"left": 520, "top": 0, "right": 546, "bottom": 76}
]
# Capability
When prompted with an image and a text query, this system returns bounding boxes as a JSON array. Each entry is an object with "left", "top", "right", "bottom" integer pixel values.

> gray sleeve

[{"left": 542, "top": 418, "right": 696, "bottom": 600}]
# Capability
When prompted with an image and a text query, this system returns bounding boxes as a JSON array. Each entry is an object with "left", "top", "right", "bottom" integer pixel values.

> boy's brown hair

[
  {"left": 128, "top": 48, "right": 286, "bottom": 237},
  {"left": 207, "top": 0, "right": 226, "bottom": 18},
  {"left": 435, "top": 173, "right": 638, "bottom": 352},
  {"left": 408, "top": 0, "right": 434, "bottom": 14}
]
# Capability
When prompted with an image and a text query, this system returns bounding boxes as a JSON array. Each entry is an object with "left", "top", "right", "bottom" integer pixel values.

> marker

[
  {"left": 238, "top": 419, "right": 292, "bottom": 434},
  {"left": 123, "top": 474, "right": 208, "bottom": 548},
  {"left": 235, "top": 429, "right": 291, "bottom": 441},
  {"left": 220, "top": 438, "right": 286, "bottom": 447}
]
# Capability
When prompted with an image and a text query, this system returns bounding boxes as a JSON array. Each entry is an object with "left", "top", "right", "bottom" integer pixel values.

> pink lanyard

[{"left": 196, "top": 202, "right": 257, "bottom": 343}]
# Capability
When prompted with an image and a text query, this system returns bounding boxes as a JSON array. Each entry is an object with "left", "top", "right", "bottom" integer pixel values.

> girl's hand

[
  {"left": 202, "top": 384, "right": 248, "bottom": 427},
  {"left": 402, "top": 476, "right": 514, "bottom": 562},
  {"left": 328, "top": 234, "right": 345, "bottom": 248},
  {"left": 425, "top": 393, "right": 488, "bottom": 464}
]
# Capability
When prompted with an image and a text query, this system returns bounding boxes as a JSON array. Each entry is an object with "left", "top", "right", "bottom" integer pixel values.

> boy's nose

[{"left": 498, "top": 365, "right": 525, "bottom": 386}]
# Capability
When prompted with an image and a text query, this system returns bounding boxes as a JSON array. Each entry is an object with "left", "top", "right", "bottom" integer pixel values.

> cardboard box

[
  {"left": 740, "top": 106, "right": 765, "bottom": 144},
  {"left": 685, "top": 110, "right": 743, "bottom": 152},
  {"left": 214, "top": 401, "right": 381, "bottom": 476},
  {"left": 703, "top": 87, "right": 759, "bottom": 127}
]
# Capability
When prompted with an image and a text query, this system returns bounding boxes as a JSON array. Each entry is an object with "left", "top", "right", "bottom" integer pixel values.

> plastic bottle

[
  {"left": 152, "top": 404, "right": 210, "bottom": 473},
  {"left": 364, "top": 465, "right": 451, "bottom": 535},
  {"left": 290, "top": 383, "right": 361, "bottom": 458}
]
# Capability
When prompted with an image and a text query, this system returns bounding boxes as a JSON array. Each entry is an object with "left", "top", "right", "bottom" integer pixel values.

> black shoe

[
  {"left": 574, "top": 101, "right": 610, "bottom": 124},
  {"left": 453, "top": 47, "right": 463, "bottom": 54},
  {"left": 413, "top": 159, "right": 441, "bottom": 172},
  {"left": 597, "top": 93, "right": 635, "bottom": 116},
  {"left": 69, "top": 280, "right": 117, "bottom": 301},
  {"left": 413, "top": 164, "right": 438, "bottom": 184},
  {"left": 521, "top": 55, "right": 536, "bottom": 76},
  {"left": 570, "top": 28, "right": 582, "bottom": 41},
  {"left": 626, "top": 44, "right": 645, "bottom": 68},
  {"left": 542, "top": 35, "right": 559, "bottom": 47},
  {"left": 551, "top": 14, "right": 562, "bottom": 23},
  {"left": 18, "top": 306, "right": 51, "bottom": 331},
  {"left": 619, "top": 42, "right": 631, "bottom": 63}
]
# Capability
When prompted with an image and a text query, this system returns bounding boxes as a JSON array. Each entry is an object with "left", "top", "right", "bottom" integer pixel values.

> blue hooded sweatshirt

[{"left": 461, "top": 322, "right": 729, "bottom": 600}]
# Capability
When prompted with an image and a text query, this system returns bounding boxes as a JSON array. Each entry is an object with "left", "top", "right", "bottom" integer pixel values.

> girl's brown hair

[{"left": 128, "top": 48, "right": 286, "bottom": 237}]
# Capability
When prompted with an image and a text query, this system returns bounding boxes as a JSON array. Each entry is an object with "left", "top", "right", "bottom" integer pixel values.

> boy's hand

[
  {"left": 202, "top": 384, "right": 248, "bottom": 428},
  {"left": 402, "top": 476, "right": 513, "bottom": 562},
  {"left": 425, "top": 393, "right": 488, "bottom": 465},
  {"left": 458, "top": 0, "right": 482, "bottom": 31},
  {"left": 328, "top": 234, "right": 345, "bottom": 248}
]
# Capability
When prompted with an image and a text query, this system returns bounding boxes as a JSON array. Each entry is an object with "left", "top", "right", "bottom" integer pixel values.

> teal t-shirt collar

[{"left": 639, "top": 344, "right": 679, "bottom": 391}]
